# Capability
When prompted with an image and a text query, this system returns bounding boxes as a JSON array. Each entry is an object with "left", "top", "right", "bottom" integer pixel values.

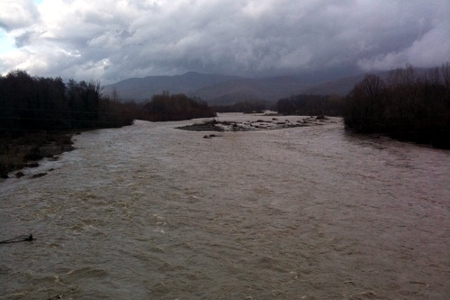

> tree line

[
  {"left": 273, "top": 63, "right": 449, "bottom": 148},
  {"left": 0, "top": 70, "right": 135, "bottom": 138},
  {"left": 142, "top": 91, "right": 215, "bottom": 121},
  {"left": 2, "top": 63, "right": 448, "bottom": 149},
  {"left": 0, "top": 71, "right": 216, "bottom": 177},
  {"left": 0, "top": 71, "right": 216, "bottom": 139},
  {"left": 276, "top": 94, "right": 345, "bottom": 116},
  {"left": 344, "top": 64, "right": 450, "bottom": 148}
]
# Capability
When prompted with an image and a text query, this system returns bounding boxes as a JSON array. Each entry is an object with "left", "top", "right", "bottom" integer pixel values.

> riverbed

[{"left": 1, "top": 113, "right": 449, "bottom": 299}]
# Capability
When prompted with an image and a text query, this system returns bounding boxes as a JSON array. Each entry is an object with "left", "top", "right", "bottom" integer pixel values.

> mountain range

[{"left": 103, "top": 71, "right": 386, "bottom": 105}]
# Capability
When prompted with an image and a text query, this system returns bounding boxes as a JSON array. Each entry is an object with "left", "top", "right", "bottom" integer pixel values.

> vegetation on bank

[
  {"left": 273, "top": 63, "right": 450, "bottom": 149},
  {"left": 276, "top": 94, "right": 345, "bottom": 116},
  {"left": 2, "top": 62, "right": 449, "bottom": 177},
  {"left": 0, "top": 71, "right": 214, "bottom": 177},
  {"left": 0, "top": 70, "right": 138, "bottom": 177},
  {"left": 0, "top": 70, "right": 135, "bottom": 136},
  {"left": 212, "top": 100, "right": 267, "bottom": 114},
  {"left": 344, "top": 64, "right": 450, "bottom": 148},
  {"left": 142, "top": 91, "right": 215, "bottom": 121}
]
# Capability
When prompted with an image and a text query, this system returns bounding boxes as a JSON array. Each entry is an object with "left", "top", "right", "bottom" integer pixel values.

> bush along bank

[
  {"left": 0, "top": 70, "right": 137, "bottom": 177},
  {"left": 344, "top": 63, "right": 450, "bottom": 149},
  {"left": 0, "top": 72, "right": 217, "bottom": 177}
]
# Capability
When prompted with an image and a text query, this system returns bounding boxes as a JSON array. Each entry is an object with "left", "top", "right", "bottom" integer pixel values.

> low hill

[
  {"left": 103, "top": 72, "right": 243, "bottom": 101},
  {"left": 103, "top": 71, "right": 389, "bottom": 105}
]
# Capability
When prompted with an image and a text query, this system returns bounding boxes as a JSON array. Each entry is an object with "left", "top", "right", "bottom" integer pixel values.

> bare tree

[{"left": 441, "top": 62, "right": 450, "bottom": 91}]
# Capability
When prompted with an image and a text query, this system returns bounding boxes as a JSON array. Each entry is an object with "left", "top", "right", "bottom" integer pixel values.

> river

[{"left": 1, "top": 113, "right": 449, "bottom": 299}]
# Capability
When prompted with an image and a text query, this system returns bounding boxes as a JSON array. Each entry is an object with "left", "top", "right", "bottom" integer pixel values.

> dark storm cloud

[{"left": 1, "top": 0, "right": 449, "bottom": 83}]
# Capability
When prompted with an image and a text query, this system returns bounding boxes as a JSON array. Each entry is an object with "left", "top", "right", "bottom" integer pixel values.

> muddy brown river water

[{"left": 1, "top": 113, "right": 449, "bottom": 299}]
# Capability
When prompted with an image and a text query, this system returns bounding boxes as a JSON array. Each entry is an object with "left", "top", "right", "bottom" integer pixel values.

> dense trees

[
  {"left": 66, "top": 79, "right": 101, "bottom": 129},
  {"left": 0, "top": 70, "right": 135, "bottom": 138},
  {"left": 3, "top": 63, "right": 448, "bottom": 150},
  {"left": 142, "top": 92, "right": 215, "bottom": 121},
  {"left": 0, "top": 71, "right": 216, "bottom": 138},
  {"left": 273, "top": 64, "right": 449, "bottom": 148},
  {"left": 344, "top": 64, "right": 450, "bottom": 148},
  {"left": 276, "top": 94, "right": 344, "bottom": 116},
  {"left": 343, "top": 74, "right": 386, "bottom": 133},
  {"left": 0, "top": 70, "right": 140, "bottom": 177},
  {"left": 0, "top": 71, "right": 217, "bottom": 176}
]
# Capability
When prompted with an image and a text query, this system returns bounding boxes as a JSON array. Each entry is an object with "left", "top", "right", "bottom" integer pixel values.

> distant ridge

[
  {"left": 103, "top": 72, "right": 243, "bottom": 101},
  {"left": 103, "top": 71, "right": 389, "bottom": 105}
]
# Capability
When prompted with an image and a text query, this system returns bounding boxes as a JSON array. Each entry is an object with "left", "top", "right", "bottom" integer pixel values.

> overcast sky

[{"left": 1, "top": 0, "right": 449, "bottom": 84}]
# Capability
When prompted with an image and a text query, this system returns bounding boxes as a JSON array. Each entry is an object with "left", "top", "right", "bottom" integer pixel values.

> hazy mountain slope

[
  {"left": 103, "top": 72, "right": 243, "bottom": 101},
  {"left": 103, "top": 71, "right": 392, "bottom": 105},
  {"left": 299, "top": 71, "right": 392, "bottom": 96},
  {"left": 187, "top": 78, "right": 267, "bottom": 103},
  {"left": 187, "top": 76, "right": 313, "bottom": 104},
  {"left": 299, "top": 74, "right": 366, "bottom": 96}
]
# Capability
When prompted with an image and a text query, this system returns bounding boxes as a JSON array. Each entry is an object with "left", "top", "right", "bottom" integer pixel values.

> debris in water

[{"left": 0, "top": 234, "right": 34, "bottom": 244}]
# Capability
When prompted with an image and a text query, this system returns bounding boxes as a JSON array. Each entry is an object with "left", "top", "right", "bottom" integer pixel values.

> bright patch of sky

[
  {"left": 0, "top": 29, "right": 16, "bottom": 55},
  {"left": 0, "top": 0, "right": 43, "bottom": 55}
]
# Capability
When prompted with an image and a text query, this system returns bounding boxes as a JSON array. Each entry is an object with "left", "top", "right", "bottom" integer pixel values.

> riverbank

[{"left": 0, "top": 132, "right": 76, "bottom": 178}]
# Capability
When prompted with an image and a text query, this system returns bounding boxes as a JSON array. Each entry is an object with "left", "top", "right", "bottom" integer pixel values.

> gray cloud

[
  {"left": 0, "top": 0, "right": 39, "bottom": 31},
  {"left": 1, "top": 0, "right": 449, "bottom": 84}
]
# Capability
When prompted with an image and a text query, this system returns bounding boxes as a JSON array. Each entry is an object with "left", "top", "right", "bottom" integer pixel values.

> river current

[{"left": 1, "top": 113, "right": 449, "bottom": 299}]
